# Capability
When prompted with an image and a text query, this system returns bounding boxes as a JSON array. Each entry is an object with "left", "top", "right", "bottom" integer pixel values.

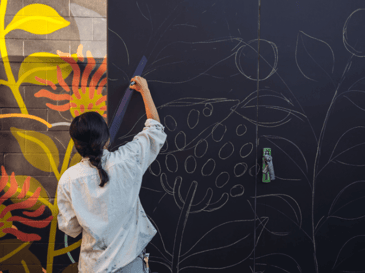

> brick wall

[{"left": 0, "top": 0, "right": 107, "bottom": 272}]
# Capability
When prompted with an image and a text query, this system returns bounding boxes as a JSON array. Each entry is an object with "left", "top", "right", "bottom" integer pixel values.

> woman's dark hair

[{"left": 70, "top": 111, "right": 110, "bottom": 187}]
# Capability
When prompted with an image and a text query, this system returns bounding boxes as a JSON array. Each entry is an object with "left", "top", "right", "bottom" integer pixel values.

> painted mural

[{"left": 0, "top": 0, "right": 106, "bottom": 272}]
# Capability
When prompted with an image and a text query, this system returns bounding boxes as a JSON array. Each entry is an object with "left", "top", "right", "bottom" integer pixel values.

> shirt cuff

[{"left": 144, "top": 119, "right": 165, "bottom": 131}]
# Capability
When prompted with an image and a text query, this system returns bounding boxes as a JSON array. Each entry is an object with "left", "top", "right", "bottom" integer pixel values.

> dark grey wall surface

[{"left": 108, "top": 1, "right": 365, "bottom": 272}]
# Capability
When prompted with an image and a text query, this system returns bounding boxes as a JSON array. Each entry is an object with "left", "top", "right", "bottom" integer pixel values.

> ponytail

[{"left": 89, "top": 152, "right": 109, "bottom": 187}]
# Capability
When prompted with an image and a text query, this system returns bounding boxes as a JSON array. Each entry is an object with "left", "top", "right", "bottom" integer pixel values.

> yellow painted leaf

[
  {"left": 18, "top": 52, "right": 78, "bottom": 85},
  {"left": 10, "top": 127, "right": 59, "bottom": 173},
  {"left": 5, "top": 4, "right": 70, "bottom": 35},
  {"left": 69, "top": 153, "right": 82, "bottom": 168}
]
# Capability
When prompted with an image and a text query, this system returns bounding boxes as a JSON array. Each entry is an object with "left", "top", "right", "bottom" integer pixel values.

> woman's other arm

[{"left": 57, "top": 177, "right": 82, "bottom": 238}]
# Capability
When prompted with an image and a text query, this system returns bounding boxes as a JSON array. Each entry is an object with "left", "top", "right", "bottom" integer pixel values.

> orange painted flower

[
  {"left": 0, "top": 166, "right": 53, "bottom": 241},
  {"left": 34, "top": 44, "right": 107, "bottom": 118}
]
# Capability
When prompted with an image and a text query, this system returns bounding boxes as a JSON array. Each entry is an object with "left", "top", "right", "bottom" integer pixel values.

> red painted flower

[
  {"left": 0, "top": 166, "right": 53, "bottom": 242},
  {"left": 33, "top": 44, "right": 107, "bottom": 118}
]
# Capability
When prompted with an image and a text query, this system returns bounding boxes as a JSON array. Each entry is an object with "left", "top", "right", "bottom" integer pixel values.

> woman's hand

[
  {"left": 129, "top": 76, "right": 160, "bottom": 122},
  {"left": 130, "top": 76, "right": 149, "bottom": 93}
]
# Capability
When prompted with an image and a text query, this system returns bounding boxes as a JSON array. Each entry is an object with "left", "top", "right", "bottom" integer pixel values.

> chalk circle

[
  {"left": 165, "top": 154, "right": 178, "bottom": 173},
  {"left": 202, "top": 158, "right": 216, "bottom": 176},
  {"left": 236, "top": 124, "right": 247, "bottom": 136},
  {"left": 343, "top": 9, "right": 365, "bottom": 57},
  {"left": 164, "top": 115, "right": 177, "bottom": 131},
  {"left": 249, "top": 163, "right": 261, "bottom": 177},
  {"left": 149, "top": 159, "right": 161, "bottom": 176},
  {"left": 203, "top": 103, "right": 213, "bottom": 117},
  {"left": 211, "top": 123, "right": 227, "bottom": 142},
  {"left": 234, "top": 162, "right": 248, "bottom": 177},
  {"left": 175, "top": 131, "right": 187, "bottom": 150},
  {"left": 240, "top": 142, "right": 253, "bottom": 158},
  {"left": 215, "top": 172, "right": 230, "bottom": 188},
  {"left": 185, "top": 155, "right": 197, "bottom": 174},
  {"left": 187, "top": 109, "right": 200, "bottom": 129},
  {"left": 218, "top": 141, "right": 235, "bottom": 160},
  {"left": 194, "top": 139, "right": 208, "bottom": 158},
  {"left": 235, "top": 39, "right": 278, "bottom": 81},
  {"left": 230, "top": 184, "right": 244, "bottom": 197}
]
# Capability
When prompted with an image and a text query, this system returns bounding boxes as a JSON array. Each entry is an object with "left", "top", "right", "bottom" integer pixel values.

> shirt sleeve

[
  {"left": 57, "top": 177, "right": 82, "bottom": 238},
  {"left": 118, "top": 119, "right": 167, "bottom": 173}
]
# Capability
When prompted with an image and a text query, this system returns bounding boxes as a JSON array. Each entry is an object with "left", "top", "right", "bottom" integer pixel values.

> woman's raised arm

[{"left": 129, "top": 76, "right": 160, "bottom": 123}]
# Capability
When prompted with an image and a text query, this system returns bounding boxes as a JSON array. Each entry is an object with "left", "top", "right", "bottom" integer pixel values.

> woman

[{"left": 57, "top": 76, "right": 167, "bottom": 273}]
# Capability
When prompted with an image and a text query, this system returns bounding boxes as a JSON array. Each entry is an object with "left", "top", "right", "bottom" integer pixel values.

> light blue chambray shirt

[{"left": 57, "top": 119, "right": 167, "bottom": 273}]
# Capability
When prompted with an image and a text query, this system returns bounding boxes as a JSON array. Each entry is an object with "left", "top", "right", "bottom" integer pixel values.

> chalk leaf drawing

[
  {"left": 178, "top": 219, "right": 266, "bottom": 271},
  {"left": 10, "top": 127, "right": 60, "bottom": 173},
  {"left": 332, "top": 235, "right": 365, "bottom": 271},
  {"left": 343, "top": 8, "right": 365, "bottom": 57},
  {"left": 328, "top": 180, "right": 365, "bottom": 221},
  {"left": 255, "top": 194, "right": 304, "bottom": 236},
  {"left": 254, "top": 253, "right": 302, "bottom": 273},
  {"left": 329, "top": 126, "right": 365, "bottom": 166},
  {"left": 5, "top": 4, "right": 70, "bottom": 35},
  {"left": 295, "top": 31, "right": 335, "bottom": 82},
  {"left": 262, "top": 135, "right": 309, "bottom": 183},
  {"left": 340, "top": 91, "right": 365, "bottom": 114}
]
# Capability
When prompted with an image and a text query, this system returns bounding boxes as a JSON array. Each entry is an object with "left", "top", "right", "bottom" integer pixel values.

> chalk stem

[{"left": 171, "top": 181, "right": 197, "bottom": 273}]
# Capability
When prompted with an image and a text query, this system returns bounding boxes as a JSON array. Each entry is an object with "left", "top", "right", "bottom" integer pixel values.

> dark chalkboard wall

[{"left": 108, "top": 1, "right": 365, "bottom": 272}]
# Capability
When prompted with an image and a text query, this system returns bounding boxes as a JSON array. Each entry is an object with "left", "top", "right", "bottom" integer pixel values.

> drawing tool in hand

[
  {"left": 130, "top": 81, "right": 136, "bottom": 86},
  {"left": 109, "top": 56, "right": 148, "bottom": 145}
]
